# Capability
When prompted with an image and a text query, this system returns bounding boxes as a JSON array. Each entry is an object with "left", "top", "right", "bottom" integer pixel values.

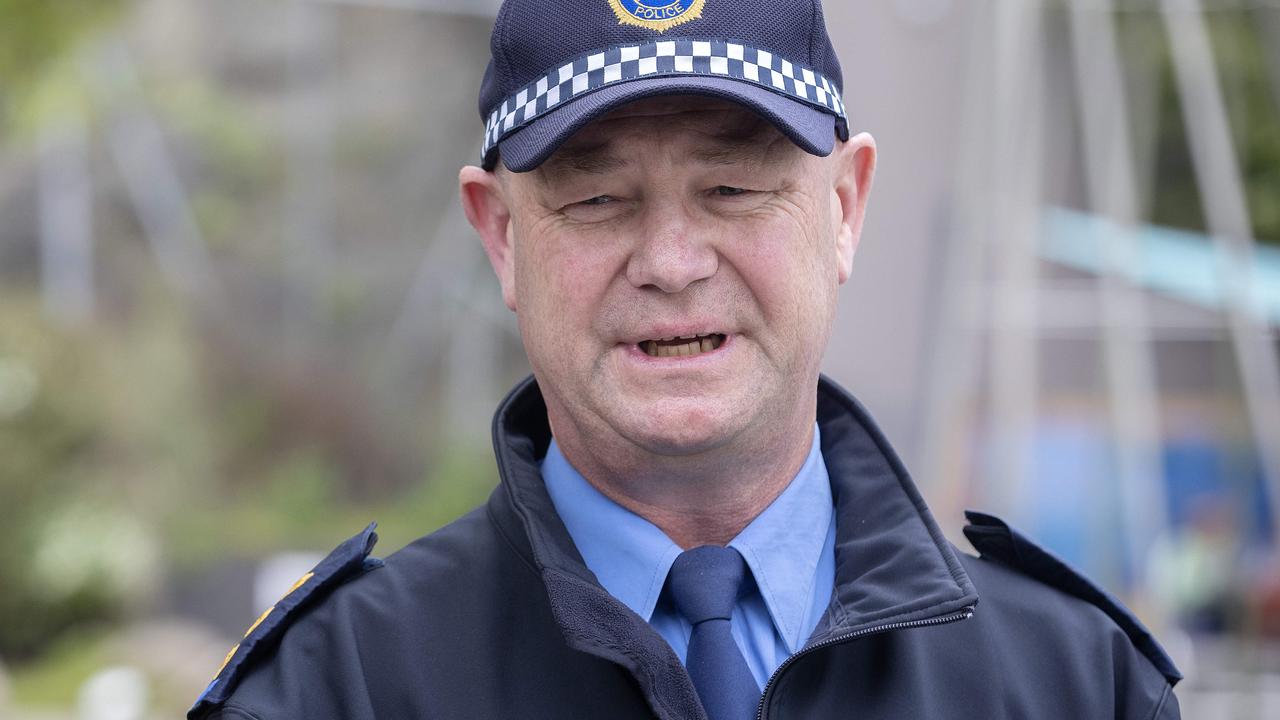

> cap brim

[{"left": 495, "top": 76, "right": 843, "bottom": 173}]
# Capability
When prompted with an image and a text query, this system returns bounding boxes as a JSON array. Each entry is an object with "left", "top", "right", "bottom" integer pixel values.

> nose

[{"left": 625, "top": 207, "right": 718, "bottom": 294}]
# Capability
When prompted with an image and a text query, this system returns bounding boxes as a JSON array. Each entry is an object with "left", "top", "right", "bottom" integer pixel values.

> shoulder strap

[
  {"left": 962, "top": 511, "right": 1182, "bottom": 685},
  {"left": 187, "top": 522, "right": 384, "bottom": 719}
]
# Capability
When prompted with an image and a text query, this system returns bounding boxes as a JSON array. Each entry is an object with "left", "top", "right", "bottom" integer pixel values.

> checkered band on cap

[{"left": 481, "top": 39, "right": 847, "bottom": 162}]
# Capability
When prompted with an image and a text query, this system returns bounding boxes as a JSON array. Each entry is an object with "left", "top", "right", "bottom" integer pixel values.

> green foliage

[
  {"left": 0, "top": 301, "right": 117, "bottom": 658},
  {"left": 168, "top": 442, "right": 497, "bottom": 566},
  {"left": 0, "top": 0, "right": 124, "bottom": 133},
  {"left": 1231, "top": 12, "right": 1280, "bottom": 245},
  {"left": 7, "top": 627, "right": 111, "bottom": 706},
  {"left": 373, "top": 445, "right": 499, "bottom": 555},
  {"left": 0, "top": 292, "right": 212, "bottom": 661},
  {"left": 1123, "top": 8, "right": 1280, "bottom": 246}
]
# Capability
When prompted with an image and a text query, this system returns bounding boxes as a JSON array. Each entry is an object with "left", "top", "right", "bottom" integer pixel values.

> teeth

[{"left": 640, "top": 334, "right": 724, "bottom": 358}]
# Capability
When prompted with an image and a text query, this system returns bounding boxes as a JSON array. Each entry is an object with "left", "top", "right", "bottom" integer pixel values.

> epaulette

[
  {"left": 187, "top": 522, "right": 384, "bottom": 719},
  {"left": 962, "top": 511, "right": 1182, "bottom": 685}
]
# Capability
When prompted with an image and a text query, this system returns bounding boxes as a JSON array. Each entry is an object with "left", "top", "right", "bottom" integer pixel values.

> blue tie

[{"left": 666, "top": 546, "right": 762, "bottom": 720}]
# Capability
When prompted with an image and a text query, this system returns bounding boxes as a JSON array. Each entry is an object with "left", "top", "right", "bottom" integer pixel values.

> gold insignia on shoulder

[
  {"left": 287, "top": 571, "right": 315, "bottom": 595},
  {"left": 209, "top": 570, "right": 316, "bottom": 681},
  {"left": 214, "top": 643, "right": 239, "bottom": 679}
]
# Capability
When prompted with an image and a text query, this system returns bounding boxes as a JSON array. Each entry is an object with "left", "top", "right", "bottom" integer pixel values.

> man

[{"left": 190, "top": 1, "right": 1182, "bottom": 718}]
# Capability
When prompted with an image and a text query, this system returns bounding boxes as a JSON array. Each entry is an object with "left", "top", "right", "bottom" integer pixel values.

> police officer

[{"left": 190, "top": 1, "right": 1182, "bottom": 718}]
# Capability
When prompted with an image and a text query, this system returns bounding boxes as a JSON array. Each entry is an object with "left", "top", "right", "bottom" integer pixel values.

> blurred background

[{"left": 0, "top": 0, "right": 1278, "bottom": 717}]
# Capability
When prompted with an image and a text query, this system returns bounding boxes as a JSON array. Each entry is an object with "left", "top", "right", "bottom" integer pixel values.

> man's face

[{"left": 465, "top": 97, "right": 873, "bottom": 462}]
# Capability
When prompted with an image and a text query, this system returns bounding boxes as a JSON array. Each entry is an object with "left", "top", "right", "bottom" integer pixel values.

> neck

[{"left": 548, "top": 407, "right": 816, "bottom": 549}]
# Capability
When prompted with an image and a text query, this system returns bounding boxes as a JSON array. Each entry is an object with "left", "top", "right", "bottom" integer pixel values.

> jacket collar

[
  {"left": 485, "top": 375, "right": 977, "bottom": 719},
  {"left": 810, "top": 375, "right": 977, "bottom": 641}
]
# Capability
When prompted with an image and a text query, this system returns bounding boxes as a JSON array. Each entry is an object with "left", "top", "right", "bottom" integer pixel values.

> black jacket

[{"left": 190, "top": 376, "right": 1182, "bottom": 719}]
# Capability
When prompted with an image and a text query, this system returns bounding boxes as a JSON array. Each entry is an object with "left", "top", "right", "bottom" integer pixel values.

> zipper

[{"left": 753, "top": 606, "right": 975, "bottom": 720}]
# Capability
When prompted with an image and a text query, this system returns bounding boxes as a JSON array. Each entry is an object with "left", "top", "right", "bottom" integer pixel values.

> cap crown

[{"left": 478, "top": 0, "right": 843, "bottom": 121}]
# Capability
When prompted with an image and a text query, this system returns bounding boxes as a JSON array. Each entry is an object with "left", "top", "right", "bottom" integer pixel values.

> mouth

[{"left": 637, "top": 333, "right": 727, "bottom": 358}]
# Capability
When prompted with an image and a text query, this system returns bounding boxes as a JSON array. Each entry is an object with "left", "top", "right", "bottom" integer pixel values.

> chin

[{"left": 616, "top": 397, "right": 747, "bottom": 456}]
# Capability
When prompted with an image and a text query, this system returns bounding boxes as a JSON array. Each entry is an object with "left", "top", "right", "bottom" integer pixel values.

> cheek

[
  {"left": 725, "top": 215, "right": 837, "bottom": 380},
  {"left": 727, "top": 214, "right": 835, "bottom": 334},
  {"left": 515, "top": 225, "right": 624, "bottom": 337}
]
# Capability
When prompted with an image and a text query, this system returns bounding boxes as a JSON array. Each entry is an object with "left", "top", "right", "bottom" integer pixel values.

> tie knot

[{"left": 666, "top": 545, "right": 749, "bottom": 625}]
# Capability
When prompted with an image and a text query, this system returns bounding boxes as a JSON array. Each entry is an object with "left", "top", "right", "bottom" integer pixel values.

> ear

[
  {"left": 831, "top": 132, "right": 877, "bottom": 285},
  {"left": 460, "top": 165, "right": 518, "bottom": 311}
]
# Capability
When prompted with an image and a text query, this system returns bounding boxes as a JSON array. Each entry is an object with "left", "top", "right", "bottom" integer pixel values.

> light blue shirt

[{"left": 541, "top": 425, "right": 836, "bottom": 690}]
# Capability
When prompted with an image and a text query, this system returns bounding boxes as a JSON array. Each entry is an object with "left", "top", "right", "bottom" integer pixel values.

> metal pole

[
  {"left": 91, "top": 40, "right": 222, "bottom": 309},
  {"left": 918, "top": 2, "right": 998, "bottom": 527},
  {"left": 379, "top": 194, "right": 518, "bottom": 440},
  {"left": 1068, "top": 0, "right": 1169, "bottom": 589},
  {"left": 283, "top": 0, "right": 338, "bottom": 349},
  {"left": 38, "top": 112, "right": 95, "bottom": 326},
  {"left": 983, "top": 0, "right": 1046, "bottom": 521},
  {"left": 1261, "top": 8, "right": 1280, "bottom": 117},
  {"left": 1161, "top": 0, "right": 1280, "bottom": 543}
]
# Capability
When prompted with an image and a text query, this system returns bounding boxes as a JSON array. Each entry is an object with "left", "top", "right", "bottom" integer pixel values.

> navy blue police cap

[{"left": 478, "top": 0, "right": 850, "bottom": 172}]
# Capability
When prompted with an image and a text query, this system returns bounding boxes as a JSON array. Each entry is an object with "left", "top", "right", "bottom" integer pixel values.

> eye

[
  {"left": 714, "top": 186, "right": 747, "bottom": 197},
  {"left": 579, "top": 195, "right": 615, "bottom": 206}
]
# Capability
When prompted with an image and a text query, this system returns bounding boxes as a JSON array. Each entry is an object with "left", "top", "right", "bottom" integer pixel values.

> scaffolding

[{"left": 919, "top": 0, "right": 1280, "bottom": 597}]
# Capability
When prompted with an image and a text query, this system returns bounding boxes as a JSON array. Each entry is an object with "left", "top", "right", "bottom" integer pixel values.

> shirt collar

[
  {"left": 541, "top": 439, "right": 682, "bottom": 621},
  {"left": 541, "top": 424, "right": 832, "bottom": 654}
]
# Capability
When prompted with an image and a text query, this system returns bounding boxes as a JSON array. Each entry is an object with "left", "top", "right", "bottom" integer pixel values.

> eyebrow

[
  {"left": 689, "top": 140, "right": 765, "bottom": 167},
  {"left": 691, "top": 114, "right": 780, "bottom": 165}
]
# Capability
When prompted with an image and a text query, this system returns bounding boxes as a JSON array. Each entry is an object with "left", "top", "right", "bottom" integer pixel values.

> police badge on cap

[{"left": 609, "top": 0, "right": 706, "bottom": 32}]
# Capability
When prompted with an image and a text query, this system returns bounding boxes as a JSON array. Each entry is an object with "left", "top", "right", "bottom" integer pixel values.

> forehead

[{"left": 534, "top": 96, "right": 795, "bottom": 177}]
